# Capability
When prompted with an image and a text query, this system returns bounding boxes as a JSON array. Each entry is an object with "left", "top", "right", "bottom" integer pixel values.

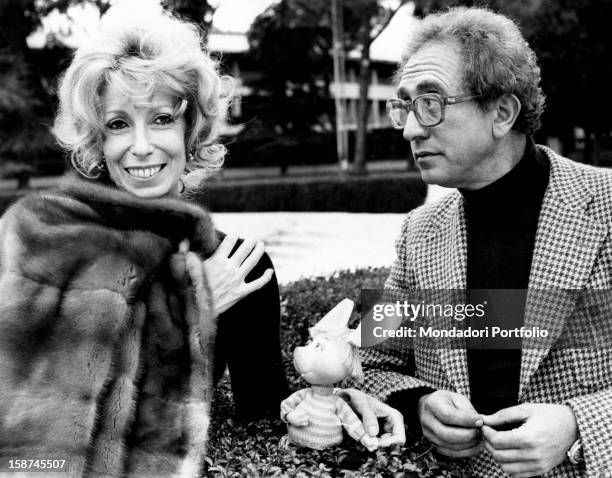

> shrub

[
  {"left": 196, "top": 174, "right": 426, "bottom": 212},
  {"left": 0, "top": 160, "right": 35, "bottom": 189},
  {"left": 0, "top": 190, "right": 26, "bottom": 215},
  {"left": 223, "top": 129, "right": 413, "bottom": 170},
  {"left": 205, "top": 269, "right": 461, "bottom": 477},
  {"left": 278, "top": 268, "right": 390, "bottom": 387},
  {"left": 0, "top": 173, "right": 425, "bottom": 215}
]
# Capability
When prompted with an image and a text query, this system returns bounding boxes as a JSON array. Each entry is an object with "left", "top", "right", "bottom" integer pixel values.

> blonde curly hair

[{"left": 54, "top": 6, "right": 231, "bottom": 183}]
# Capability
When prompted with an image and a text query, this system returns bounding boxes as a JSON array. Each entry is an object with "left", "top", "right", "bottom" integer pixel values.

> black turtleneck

[{"left": 461, "top": 138, "right": 550, "bottom": 416}]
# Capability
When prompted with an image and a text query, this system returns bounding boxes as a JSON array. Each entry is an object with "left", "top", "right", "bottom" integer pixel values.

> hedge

[
  {"left": 0, "top": 190, "right": 26, "bottom": 216},
  {"left": 223, "top": 129, "right": 413, "bottom": 170},
  {"left": 205, "top": 269, "right": 461, "bottom": 478},
  {"left": 0, "top": 174, "right": 425, "bottom": 216},
  {"left": 194, "top": 174, "right": 426, "bottom": 213}
]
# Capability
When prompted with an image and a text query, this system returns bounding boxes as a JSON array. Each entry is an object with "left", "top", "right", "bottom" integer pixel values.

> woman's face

[{"left": 102, "top": 89, "right": 187, "bottom": 199}]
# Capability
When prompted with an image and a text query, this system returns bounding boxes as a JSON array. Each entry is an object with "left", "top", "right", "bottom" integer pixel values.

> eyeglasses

[{"left": 386, "top": 93, "right": 480, "bottom": 129}]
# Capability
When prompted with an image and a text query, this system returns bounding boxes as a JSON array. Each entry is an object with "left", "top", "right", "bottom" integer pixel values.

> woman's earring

[
  {"left": 178, "top": 177, "right": 185, "bottom": 194},
  {"left": 97, "top": 157, "right": 107, "bottom": 174},
  {"left": 189, "top": 149, "right": 196, "bottom": 162}
]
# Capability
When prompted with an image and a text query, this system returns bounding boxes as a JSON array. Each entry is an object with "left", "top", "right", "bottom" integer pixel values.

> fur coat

[{"left": 0, "top": 174, "right": 219, "bottom": 477}]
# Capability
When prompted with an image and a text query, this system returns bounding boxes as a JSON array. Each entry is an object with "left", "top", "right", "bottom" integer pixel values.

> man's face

[{"left": 398, "top": 41, "right": 497, "bottom": 189}]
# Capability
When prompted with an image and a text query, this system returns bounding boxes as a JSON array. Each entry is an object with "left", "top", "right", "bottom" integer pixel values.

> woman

[{"left": 0, "top": 7, "right": 286, "bottom": 477}]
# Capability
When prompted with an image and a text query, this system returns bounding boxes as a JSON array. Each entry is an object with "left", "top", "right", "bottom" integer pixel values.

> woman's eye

[
  {"left": 154, "top": 114, "right": 174, "bottom": 126},
  {"left": 106, "top": 118, "right": 128, "bottom": 130}
]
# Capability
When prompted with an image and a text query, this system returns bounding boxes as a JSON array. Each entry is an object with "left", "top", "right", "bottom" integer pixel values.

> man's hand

[
  {"left": 418, "top": 390, "right": 484, "bottom": 458},
  {"left": 360, "top": 434, "right": 380, "bottom": 452},
  {"left": 482, "top": 403, "right": 578, "bottom": 478},
  {"left": 337, "top": 389, "right": 406, "bottom": 447},
  {"left": 201, "top": 235, "right": 274, "bottom": 314}
]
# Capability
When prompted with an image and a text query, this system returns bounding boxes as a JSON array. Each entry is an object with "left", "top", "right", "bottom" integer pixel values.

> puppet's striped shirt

[{"left": 281, "top": 386, "right": 366, "bottom": 450}]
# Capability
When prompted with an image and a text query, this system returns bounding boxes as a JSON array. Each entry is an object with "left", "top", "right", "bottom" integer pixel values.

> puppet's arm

[{"left": 280, "top": 388, "right": 310, "bottom": 426}]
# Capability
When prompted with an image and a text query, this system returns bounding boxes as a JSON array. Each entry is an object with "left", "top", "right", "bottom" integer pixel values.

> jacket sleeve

[
  {"left": 346, "top": 212, "right": 436, "bottom": 404},
  {"left": 566, "top": 383, "right": 612, "bottom": 475}
]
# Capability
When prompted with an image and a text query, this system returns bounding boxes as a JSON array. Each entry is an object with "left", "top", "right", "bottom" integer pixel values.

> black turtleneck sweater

[
  {"left": 388, "top": 138, "right": 550, "bottom": 429},
  {"left": 461, "top": 138, "right": 549, "bottom": 416}
]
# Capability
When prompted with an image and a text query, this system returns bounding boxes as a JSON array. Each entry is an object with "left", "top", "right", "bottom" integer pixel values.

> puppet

[{"left": 280, "top": 299, "right": 378, "bottom": 451}]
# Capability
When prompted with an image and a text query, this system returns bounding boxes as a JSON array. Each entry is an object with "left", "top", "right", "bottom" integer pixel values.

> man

[{"left": 338, "top": 6, "right": 612, "bottom": 477}]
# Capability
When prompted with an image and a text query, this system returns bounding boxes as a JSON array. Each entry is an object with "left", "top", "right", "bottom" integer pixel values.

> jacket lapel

[
  {"left": 415, "top": 194, "right": 471, "bottom": 397},
  {"left": 519, "top": 149, "right": 609, "bottom": 399}
]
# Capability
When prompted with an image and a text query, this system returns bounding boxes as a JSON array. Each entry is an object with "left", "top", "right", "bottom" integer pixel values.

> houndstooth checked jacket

[{"left": 360, "top": 146, "right": 612, "bottom": 478}]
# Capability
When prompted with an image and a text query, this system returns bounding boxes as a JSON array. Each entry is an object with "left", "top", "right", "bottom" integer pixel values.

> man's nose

[
  {"left": 130, "top": 123, "right": 154, "bottom": 158},
  {"left": 402, "top": 110, "right": 427, "bottom": 142}
]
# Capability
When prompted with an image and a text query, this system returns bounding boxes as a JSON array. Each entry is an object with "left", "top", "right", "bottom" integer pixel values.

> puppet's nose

[
  {"left": 294, "top": 345, "right": 314, "bottom": 372},
  {"left": 293, "top": 346, "right": 306, "bottom": 363}
]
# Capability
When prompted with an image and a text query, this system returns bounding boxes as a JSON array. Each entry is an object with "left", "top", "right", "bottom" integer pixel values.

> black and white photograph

[{"left": 0, "top": 0, "right": 611, "bottom": 476}]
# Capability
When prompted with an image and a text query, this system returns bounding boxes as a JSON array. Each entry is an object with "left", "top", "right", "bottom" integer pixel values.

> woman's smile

[{"left": 124, "top": 164, "right": 166, "bottom": 179}]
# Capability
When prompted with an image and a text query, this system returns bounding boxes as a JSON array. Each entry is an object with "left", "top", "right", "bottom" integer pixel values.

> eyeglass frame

[{"left": 386, "top": 93, "right": 481, "bottom": 129}]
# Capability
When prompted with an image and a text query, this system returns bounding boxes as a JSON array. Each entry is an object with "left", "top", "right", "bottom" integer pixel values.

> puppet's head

[{"left": 293, "top": 299, "right": 363, "bottom": 386}]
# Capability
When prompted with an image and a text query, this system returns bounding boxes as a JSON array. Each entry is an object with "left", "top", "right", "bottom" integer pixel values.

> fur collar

[{"left": 55, "top": 172, "right": 218, "bottom": 257}]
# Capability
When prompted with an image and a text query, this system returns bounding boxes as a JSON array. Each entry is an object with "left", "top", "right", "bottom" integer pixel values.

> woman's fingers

[
  {"left": 239, "top": 241, "right": 266, "bottom": 275},
  {"left": 231, "top": 239, "right": 257, "bottom": 265},
  {"left": 215, "top": 235, "right": 239, "bottom": 257},
  {"left": 201, "top": 236, "right": 274, "bottom": 313},
  {"left": 244, "top": 268, "right": 274, "bottom": 294}
]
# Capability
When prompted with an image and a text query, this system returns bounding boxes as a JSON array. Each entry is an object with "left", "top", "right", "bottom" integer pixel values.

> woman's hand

[{"left": 202, "top": 235, "right": 274, "bottom": 314}]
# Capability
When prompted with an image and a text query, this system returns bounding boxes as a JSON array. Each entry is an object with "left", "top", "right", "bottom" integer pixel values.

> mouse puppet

[{"left": 280, "top": 299, "right": 378, "bottom": 451}]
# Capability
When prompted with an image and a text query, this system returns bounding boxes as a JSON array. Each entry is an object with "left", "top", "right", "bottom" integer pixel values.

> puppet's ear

[
  {"left": 347, "top": 322, "right": 362, "bottom": 348},
  {"left": 310, "top": 298, "right": 354, "bottom": 336}
]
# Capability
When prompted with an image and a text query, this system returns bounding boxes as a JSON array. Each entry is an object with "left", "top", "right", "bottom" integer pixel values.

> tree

[
  {"left": 346, "top": 0, "right": 407, "bottom": 175},
  {"left": 525, "top": 0, "right": 612, "bottom": 164},
  {"left": 0, "top": 0, "right": 54, "bottom": 172},
  {"left": 162, "top": 0, "right": 217, "bottom": 32},
  {"left": 248, "top": 0, "right": 406, "bottom": 174},
  {"left": 248, "top": 0, "right": 334, "bottom": 135}
]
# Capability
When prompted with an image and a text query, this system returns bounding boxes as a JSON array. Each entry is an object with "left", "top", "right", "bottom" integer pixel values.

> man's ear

[{"left": 492, "top": 94, "right": 521, "bottom": 138}]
